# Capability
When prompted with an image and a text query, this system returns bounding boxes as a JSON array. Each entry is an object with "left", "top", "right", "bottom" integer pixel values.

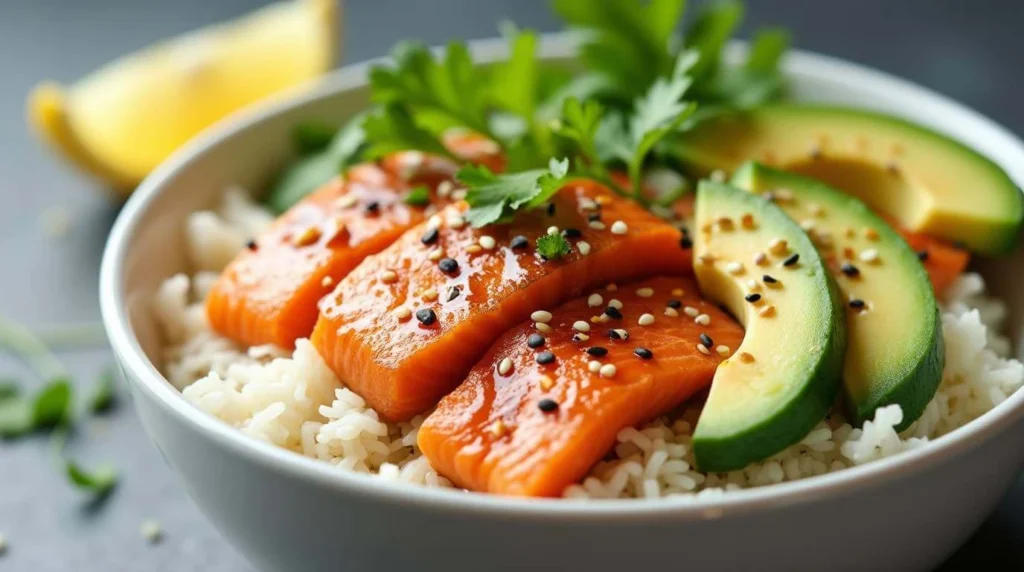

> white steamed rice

[{"left": 152, "top": 189, "right": 1024, "bottom": 498}]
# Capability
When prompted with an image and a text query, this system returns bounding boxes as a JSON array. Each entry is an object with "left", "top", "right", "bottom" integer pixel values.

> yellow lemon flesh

[{"left": 28, "top": 0, "right": 339, "bottom": 195}]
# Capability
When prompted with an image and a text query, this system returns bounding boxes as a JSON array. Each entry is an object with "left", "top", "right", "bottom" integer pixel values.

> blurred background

[{"left": 1, "top": 0, "right": 1022, "bottom": 570}]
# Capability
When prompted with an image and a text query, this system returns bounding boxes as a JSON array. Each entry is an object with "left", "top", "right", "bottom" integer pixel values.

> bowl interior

[{"left": 107, "top": 35, "right": 1024, "bottom": 509}]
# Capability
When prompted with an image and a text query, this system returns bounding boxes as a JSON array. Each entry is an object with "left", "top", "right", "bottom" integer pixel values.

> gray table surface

[{"left": 1, "top": 1, "right": 1023, "bottom": 570}]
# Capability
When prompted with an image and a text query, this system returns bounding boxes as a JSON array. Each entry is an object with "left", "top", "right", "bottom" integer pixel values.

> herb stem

[{"left": 0, "top": 316, "right": 69, "bottom": 381}]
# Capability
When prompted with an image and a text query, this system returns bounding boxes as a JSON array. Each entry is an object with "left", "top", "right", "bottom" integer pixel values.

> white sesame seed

[
  {"left": 588, "top": 221, "right": 607, "bottom": 231},
  {"left": 716, "top": 345, "right": 731, "bottom": 357},
  {"left": 422, "top": 288, "right": 439, "bottom": 302},
  {"left": 599, "top": 364, "right": 617, "bottom": 378},
  {"left": 479, "top": 235, "right": 497, "bottom": 250},
  {"left": 696, "top": 344, "right": 711, "bottom": 355},
  {"left": 608, "top": 299, "right": 623, "bottom": 309},
  {"left": 747, "top": 280, "right": 762, "bottom": 292},
  {"left": 535, "top": 322, "right": 553, "bottom": 334},
  {"left": 636, "top": 287, "right": 654, "bottom": 298},
  {"left": 547, "top": 226, "right": 559, "bottom": 235},
  {"left": 321, "top": 276, "right": 334, "bottom": 288},
  {"left": 758, "top": 305, "right": 777, "bottom": 318},
  {"left": 580, "top": 198, "right": 599, "bottom": 211},
  {"left": 575, "top": 333, "right": 590, "bottom": 341},
  {"left": 610, "top": 221, "right": 628, "bottom": 235},
  {"left": 588, "top": 360, "right": 602, "bottom": 373},
  {"left": 710, "top": 169, "right": 726, "bottom": 183},
  {"left": 292, "top": 225, "right": 322, "bottom": 247},
  {"left": 531, "top": 310, "right": 553, "bottom": 323},
  {"left": 768, "top": 238, "right": 788, "bottom": 255},
  {"left": 684, "top": 306, "right": 700, "bottom": 317},
  {"left": 539, "top": 375, "right": 555, "bottom": 390},
  {"left": 573, "top": 320, "right": 591, "bottom": 332},
  {"left": 335, "top": 194, "right": 358, "bottom": 209},
  {"left": 447, "top": 215, "right": 466, "bottom": 229},
  {"left": 859, "top": 249, "right": 880, "bottom": 263},
  {"left": 638, "top": 313, "right": 655, "bottom": 326},
  {"left": 451, "top": 189, "right": 467, "bottom": 201},
  {"left": 428, "top": 248, "right": 443, "bottom": 262},
  {"left": 725, "top": 261, "right": 744, "bottom": 275},
  {"left": 739, "top": 352, "right": 755, "bottom": 363},
  {"left": 395, "top": 307, "right": 411, "bottom": 321},
  {"left": 381, "top": 270, "right": 398, "bottom": 284},
  {"left": 773, "top": 189, "right": 794, "bottom": 201},
  {"left": 437, "top": 180, "right": 454, "bottom": 198},
  {"left": 800, "top": 220, "right": 816, "bottom": 231},
  {"left": 577, "top": 241, "right": 592, "bottom": 255},
  {"left": 498, "top": 358, "right": 514, "bottom": 376},
  {"left": 140, "top": 520, "right": 163, "bottom": 543},
  {"left": 428, "top": 215, "right": 443, "bottom": 229},
  {"left": 695, "top": 314, "right": 711, "bottom": 326},
  {"left": 465, "top": 244, "right": 482, "bottom": 254},
  {"left": 588, "top": 294, "right": 604, "bottom": 307},
  {"left": 488, "top": 420, "right": 507, "bottom": 438},
  {"left": 664, "top": 307, "right": 679, "bottom": 317}
]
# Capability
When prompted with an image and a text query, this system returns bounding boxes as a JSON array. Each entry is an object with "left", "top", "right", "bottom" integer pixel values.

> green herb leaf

[
  {"left": 0, "top": 379, "right": 18, "bottom": 400},
  {"left": 460, "top": 158, "right": 569, "bottom": 227},
  {"left": 88, "top": 368, "right": 116, "bottom": 414},
  {"left": 403, "top": 186, "right": 431, "bottom": 207},
  {"left": 293, "top": 121, "right": 339, "bottom": 155},
  {"left": 362, "top": 104, "right": 454, "bottom": 161},
  {"left": 32, "top": 379, "right": 73, "bottom": 429},
  {"left": 684, "top": 0, "right": 744, "bottom": 82},
  {"left": 492, "top": 23, "right": 539, "bottom": 120},
  {"left": 66, "top": 459, "right": 118, "bottom": 496},
  {"left": 746, "top": 28, "right": 790, "bottom": 74},
  {"left": 265, "top": 113, "right": 367, "bottom": 214},
  {"left": 536, "top": 233, "right": 572, "bottom": 260}
]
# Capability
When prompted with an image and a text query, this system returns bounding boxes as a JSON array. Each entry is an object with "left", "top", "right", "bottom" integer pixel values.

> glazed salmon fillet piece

[
  {"left": 418, "top": 276, "right": 744, "bottom": 497},
  {"left": 206, "top": 163, "right": 447, "bottom": 348},
  {"left": 311, "top": 182, "right": 692, "bottom": 421}
]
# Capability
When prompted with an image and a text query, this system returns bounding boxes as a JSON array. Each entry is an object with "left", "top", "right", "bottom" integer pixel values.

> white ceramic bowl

[{"left": 101, "top": 34, "right": 1024, "bottom": 572}]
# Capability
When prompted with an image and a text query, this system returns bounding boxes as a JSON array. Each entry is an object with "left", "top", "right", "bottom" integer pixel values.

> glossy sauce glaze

[
  {"left": 418, "top": 276, "right": 744, "bottom": 497},
  {"left": 311, "top": 181, "right": 693, "bottom": 421}
]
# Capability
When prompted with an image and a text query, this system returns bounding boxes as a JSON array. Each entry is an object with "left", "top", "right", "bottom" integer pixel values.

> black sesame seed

[
  {"left": 245, "top": 239, "right": 258, "bottom": 251},
  {"left": 438, "top": 258, "right": 459, "bottom": 273},
  {"left": 527, "top": 334, "right": 546, "bottom": 348},
  {"left": 537, "top": 398, "right": 559, "bottom": 413},
  {"left": 745, "top": 293, "right": 762, "bottom": 303},
  {"left": 365, "top": 201, "right": 380, "bottom": 214},
  {"left": 849, "top": 299, "right": 866, "bottom": 309},
  {"left": 510, "top": 235, "right": 529, "bottom": 250},
  {"left": 604, "top": 306, "right": 623, "bottom": 320},
  {"left": 446, "top": 286, "right": 462, "bottom": 302},
  {"left": 634, "top": 347, "right": 654, "bottom": 360},
  {"left": 680, "top": 236, "right": 693, "bottom": 249},
  {"left": 562, "top": 228, "right": 582, "bottom": 239},
  {"left": 699, "top": 333, "right": 713, "bottom": 348},
  {"left": 840, "top": 262, "right": 860, "bottom": 277},
  {"left": 547, "top": 203, "right": 556, "bottom": 216},
  {"left": 762, "top": 274, "right": 778, "bottom": 284},
  {"left": 588, "top": 212, "right": 602, "bottom": 222},
  {"left": 783, "top": 253, "right": 800, "bottom": 267},
  {"left": 917, "top": 250, "right": 930, "bottom": 262},
  {"left": 586, "top": 346, "right": 608, "bottom": 357},
  {"left": 536, "top": 351, "right": 556, "bottom": 365},
  {"left": 420, "top": 228, "right": 439, "bottom": 245},
  {"left": 415, "top": 308, "right": 436, "bottom": 325},
  {"left": 667, "top": 299, "right": 682, "bottom": 309}
]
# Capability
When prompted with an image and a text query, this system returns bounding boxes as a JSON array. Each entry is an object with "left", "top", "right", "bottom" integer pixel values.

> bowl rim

[{"left": 101, "top": 32, "right": 1024, "bottom": 522}]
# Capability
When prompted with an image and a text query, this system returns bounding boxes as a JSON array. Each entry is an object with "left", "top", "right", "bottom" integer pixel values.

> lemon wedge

[{"left": 28, "top": 0, "right": 339, "bottom": 195}]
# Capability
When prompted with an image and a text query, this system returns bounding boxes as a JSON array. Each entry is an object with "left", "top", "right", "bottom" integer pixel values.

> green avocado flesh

[
  {"left": 672, "top": 105, "right": 1023, "bottom": 254},
  {"left": 691, "top": 181, "right": 846, "bottom": 472},
  {"left": 731, "top": 162, "right": 944, "bottom": 431}
]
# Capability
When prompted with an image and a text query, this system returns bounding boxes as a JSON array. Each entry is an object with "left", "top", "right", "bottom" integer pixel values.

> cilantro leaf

[
  {"left": 265, "top": 112, "right": 367, "bottom": 214},
  {"left": 0, "top": 396, "right": 31, "bottom": 438},
  {"left": 66, "top": 459, "right": 118, "bottom": 496},
  {"left": 536, "top": 233, "right": 572, "bottom": 260},
  {"left": 362, "top": 104, "right": 454, "bottom": 162},
  {"left": 553, "top": 97, "right": 605, "bottom": 167},
  {"left": 370, "top": 41, "right": 493, "bottom": 138},
  {"left": 293, "top": 121, "right": 338, "bottom": 155},
  {"left": 491, "top": 23, "right": 539, "bottom": 120},
  {"left": 403, "top": 186, "right": 431, "bottom": 207},
  {"left": 88, "top": 367, "right": 116, "bottom": 414},
  {"left": 684, "top": 0, "right": 744, "bottom": 82},
  {"left": 460, "top": 158, "right": 570, "bottom": 227}
]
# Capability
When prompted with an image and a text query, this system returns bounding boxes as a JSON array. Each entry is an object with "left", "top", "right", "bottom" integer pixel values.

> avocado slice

[
  {"left": 671, "top": 105, "right": 1023, "bottom": 254},
  {"left": 731, "top": 162, "right": 944, "bottom": 430},
  {"left": 691, "top": 181, "right": 846, "bottom": 472}
]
